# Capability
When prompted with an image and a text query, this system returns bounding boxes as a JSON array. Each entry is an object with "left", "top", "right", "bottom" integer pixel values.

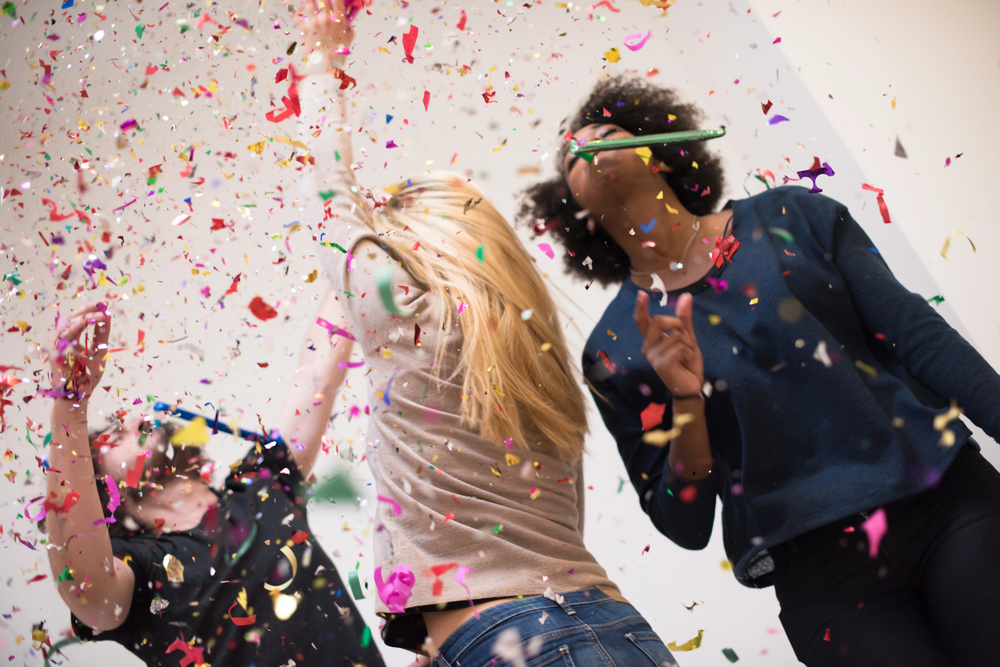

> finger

[
  {"left": 91, "top": 312, "right": 112, "bottom": 351},
  {"left": 67, "top": 302, "right": 107, "bottom": 319},
  {"left": 676, "top": 292, "right": 697, "bottom": 341},
  {"left": 633, "top": 291, "right": 652, "bottom": 335},
  {"left": 649, "top": 314, "right": 685, "bottom": 336},
  {"left": 58, "top": 316, "right": 92, "bottom": 344}
]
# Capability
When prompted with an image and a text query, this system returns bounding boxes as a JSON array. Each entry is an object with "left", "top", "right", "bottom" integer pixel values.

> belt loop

[{"left": 548, "top": 590, "right": 577, "bottom": 617}]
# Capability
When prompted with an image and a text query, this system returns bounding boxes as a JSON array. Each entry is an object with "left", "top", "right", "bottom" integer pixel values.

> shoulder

[{"left": 743, "top": 186, "right": 845, "bottom": 220}]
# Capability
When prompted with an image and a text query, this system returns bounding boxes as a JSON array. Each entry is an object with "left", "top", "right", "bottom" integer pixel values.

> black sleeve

[{"left": 71, "top": 537, "right": 168, "bottom": 643}]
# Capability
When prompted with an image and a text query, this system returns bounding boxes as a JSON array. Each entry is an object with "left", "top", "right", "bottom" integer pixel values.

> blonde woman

[{"left": 292, "top": 2, "right": 677, "bottom": 666}]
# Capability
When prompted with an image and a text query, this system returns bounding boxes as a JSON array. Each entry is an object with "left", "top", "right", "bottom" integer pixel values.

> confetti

[
  {"left": 861, "top": 508, "right": 887, "bottom": 558},
  {"left": 402, "top": 25, "right": 419, "bottom": 64},
  {"left": 861, "top": 183, "right": 891, "bottom": 224},
  {"left": 263, "top": 545, "right": 298, "bottom": 591},
  {"left": 939, "top": 231, "right": 976, "bottom": 260},
  {"left": 248, "top": 296, "right": 278, "bottom": 321},
  {"left": 374, "top": 563, "right": 415, "bottom": 613},
  {"left": 604, "top": 47, "right": 621, "bottom": 63},
  {"left": 125, "top": 453, "right": 148, "bottom": 488},
  {"left": 767, "top": 114, "right": 790, "bottom": 125},
  {"left": 668, "top": 629, "right": 704, "bottom": 651},
  {"left": 722, "top": 647, "right": 740, "bottom": 662},
  {"left": 623, "top": 30, "right": 652, "bottom": 51},
  {"left": 348, "top": 569, "right": 366, "bottom": 599},
  {"left": 377, "top": 494, "right": 403, "bottom": 516},
  {"left": 377, "top": 268, "right": 416, "bottom": 317}
]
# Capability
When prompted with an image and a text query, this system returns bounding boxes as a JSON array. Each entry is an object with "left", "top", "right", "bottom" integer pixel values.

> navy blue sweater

[{"left": 583, "top": 186, "right": 1000, "bottom": 587}]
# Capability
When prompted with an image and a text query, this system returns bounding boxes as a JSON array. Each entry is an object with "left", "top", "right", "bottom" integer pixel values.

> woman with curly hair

[{"left": 520, "top": 76, "right": 1000, "bottom": 667}]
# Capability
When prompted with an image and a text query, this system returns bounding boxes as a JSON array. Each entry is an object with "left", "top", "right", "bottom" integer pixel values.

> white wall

[{"left": 1, "top": 1, "right": 996, "bottom": 665}]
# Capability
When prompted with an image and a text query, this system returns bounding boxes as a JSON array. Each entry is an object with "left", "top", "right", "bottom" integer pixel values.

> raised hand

[
  {"left": 290, "top": 0, "right": 356, "bottom": 69},
  {"left": 634, "top": 291, "right": 704, "bottom": 398},
  {"left": 49, "top": 302, "right": 111, "bottom": 402}
]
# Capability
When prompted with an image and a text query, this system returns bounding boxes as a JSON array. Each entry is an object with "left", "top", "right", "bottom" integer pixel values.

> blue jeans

[{"left": 432, "top": 588, "right": 677, "bottom": 667}]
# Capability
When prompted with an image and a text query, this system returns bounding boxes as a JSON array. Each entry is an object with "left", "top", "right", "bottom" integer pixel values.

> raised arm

[
  {"left": 827, "top": 202, "right": 1000, "bottom": 443},
  {"left": 271, "top": 285, "right": 354, "bottom": 480},
  {"left": 45, "top": 304, "right": 135, "bottom": 632}
]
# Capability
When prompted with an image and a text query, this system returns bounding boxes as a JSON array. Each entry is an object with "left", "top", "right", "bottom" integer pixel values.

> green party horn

[{"left": 569, "top": 127, "right": 726, "bottom": 162}]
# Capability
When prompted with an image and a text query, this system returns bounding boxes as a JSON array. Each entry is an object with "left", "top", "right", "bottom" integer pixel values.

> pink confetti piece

[
  {"left": 455, "top": 566, "right": 480, "bottom": 619},
  {"left": 623, "top": 30, "right": 652, "bottom": 52},
  {"left": 374, "top": 564, "right": 415, "bottom": 613},
  {"left": 538, "top": 243, "right": 554, "bottom": 259},
  {"left": 423, "top": 90, "right": 431, "bottom": 111},
  {"left": 773, "top": 37, "right": 782, "bottom": 44},
  {"left": 105, "top": 475, "right": 120, "bottom": 513},
  {"left": 861, "top": 508, "right": 888, "bottom": 558},
  {"left": 25, "top": 496, "right": 47, "bottom": 522},
  {"left": 338, "top": 360, "right": 366, "bottom": 371},
  {"left": 378, "top": 494, "right": 402, "bottom": 515},
  {"left": 316, "top": 317, "right": 356, "bottom": 340}
]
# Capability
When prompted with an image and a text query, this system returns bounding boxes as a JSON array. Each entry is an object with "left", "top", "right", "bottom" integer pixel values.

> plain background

[{"left": 1, "top": 0, "right": 998, "bottom": 665}]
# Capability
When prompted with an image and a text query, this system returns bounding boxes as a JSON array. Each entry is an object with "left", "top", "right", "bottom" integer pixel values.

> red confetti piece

[
  {"left": 456, "top": 9, "right": 467, "bottom": 30},
  {"left": 166, "top": 636, "right": 207, "bottom": 666},
  {"left": 679, "top": 485, "right": 698, "bottom": 503},
  {"left": 640, "top": 402, "right": 666, "bottom": 431},
  {"left": 861, "top": 183, "right": 891, "bottom": 224},
  {"left": 710, "top": 235, "right": 741, "bottom": 268},
  {"left": 228, "top": 602, "right": 256, "bottom": 626},
  {"left": 225, "top": 273, "right": 242, "bottom": 295},
  {"left": 402, "top": 24, "right": 419, "bottom": 64},
  {"left": 248, "top": 296, "right": 278, "bottom": 321},
  {"left": 423, "top": 89, "right": 430, "bottom": 111},
  {"left": 125, "top": 453, "right": 147, "bottom": 488},
  {"left": 761, "top": 99, "right": 773, "bottom": 115},
  {"left": 426, "top": 562, "right": 458, "bottom": 596},
  {"left": 593, "top": 0, "right": 621, "bottom": 12},
  {"left": 291, "top": 530, "right": 310, "bottom": 544},
  {"left": 482, "top": 90, "right": 497, "bottom": 104},
  {"left": 145, "top": 65, "right": 158, "bottom": 75},
  {"left": 265, "top": 65, "right": 301, "bottom": 122},
  {"left": 603, "top": 107, "right": 612, "bottom": 117}
]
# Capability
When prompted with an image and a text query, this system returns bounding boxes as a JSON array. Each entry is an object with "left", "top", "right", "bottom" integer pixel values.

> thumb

[{"left": 676, "top": 292, "right": 697, "bottom": 340}]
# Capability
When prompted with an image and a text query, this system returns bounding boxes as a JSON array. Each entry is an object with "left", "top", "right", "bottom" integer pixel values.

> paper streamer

[
  {"left": 377, "top": 268, "right": 416, "bottom": 317},
  {"left": 455, "top": 566, "right": 480, "bottom": 619},
  {"left": 316, "top": 317, "right": 356, "bottom": 340},
  {"left": 861, "top": 183, "right": 892, "bottom": 224},
  {"left": 623, "top": 30, "right": 652, "bottom": 51},
  {"left": 338, "top": 360, "right": 366, "bottom": 371},
  {"left": 263, "top": 545, "right": 298, "bottom": 591},
  {"left": 861, "top": 508, "right": 888, "bottom": 558},
  {"left": 165, "top": 636, "right": 206, "bottom": 667},
  {"left": 348, "top": 569, "right": 365, "bottom": 599},
  {"left": 25, "top": 495, "right": 47, "bottom": 522},
  {"left": 105, "top": 476, "right": 121, "bottom": 513},
  {"left": 377, "top": 495, "right": 403, "bottom": 516},
  {"left": 228, "top": 601, "right": 257, "bottom": 626},
  {"left": 940, "top": 230, "right": 976, "bottom": 260},
  {"left": 374, "top": 564, "right": 415, "bottom": 613}
]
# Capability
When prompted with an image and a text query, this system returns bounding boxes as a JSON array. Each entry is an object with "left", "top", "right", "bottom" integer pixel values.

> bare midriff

[{"left": 423, "top": 596, "right": 531, "bottom": 651}]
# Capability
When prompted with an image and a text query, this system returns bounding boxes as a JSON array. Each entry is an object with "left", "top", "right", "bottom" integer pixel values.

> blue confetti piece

[
  {"left": 386, "top": 114, "right": 393, "bottom": 124},
  {"left": 61, "top": 0, "right": 73, "bottom": 7},
  {"left": 640, "top": 218, "right": 657, "bottom": 233}
]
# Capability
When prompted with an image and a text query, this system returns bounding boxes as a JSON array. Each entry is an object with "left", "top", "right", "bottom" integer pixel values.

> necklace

[{"left": 630, "top": 216, "right": 700, "bottom": 276}]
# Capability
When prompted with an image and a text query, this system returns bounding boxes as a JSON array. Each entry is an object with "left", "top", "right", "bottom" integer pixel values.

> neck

[
  {"left": 599, "top": 183, "right": 702, "bottom": 274},
  {"left": 130, "top": 478, "right": 216, "bottom": 533}
]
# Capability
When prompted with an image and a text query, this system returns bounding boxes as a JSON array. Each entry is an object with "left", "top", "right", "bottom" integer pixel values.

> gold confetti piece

[
  {"left": 656, "top": 191, "right": 664, "bottom": 199},
  {"left": 641, "top": 414, "right": 694, "bottom": 446},
  {"left": 666, "top": 203, "right": 679, "bottom": 215},
  {"left": 540, "top": 342, "right": 552, "bottom": 352},
  {"left": 261, "top": 133, "right": 311, "bottom": 156},
  {"left": 264, "top": 546, "right": 298, "bottom": 592},
  {"left": 932, "top": 402, "right": 964, "bottom": 432},
  {"left": 163, "top": 554, "right": 185, "bottom": 583},
  {"left": 607, "top": 329, "right": 617, "bottom": 341},
  {"left": 940, "top": 230, "right": 976, "bottom": 259},
  {"left": 378, "top": 46, "right": 391, "bottom": 53},
  {"left": 720, "top": 559, "right": 733, "bottom": 571},
  {"left": 749, "top": 297, "right": 758, "bottom": 305},
  {"left": 505, "top": 453, "right": 521, "bottom": 466},
  {"left": 668, "top": 629, "right": 704, "bottom": 652},
  {"left": 854, "top": 360, "right": 878, "bottom": 378},
  {"left": 304, "top": 269, "right": 318, "bottom": 283},
  {"left": 635, "top": 146, "right": 653, "bottom": 165},
  {"left": 171, "top": 417, "right": 210, "bottom": 446},
  {"left": 604, "top": 47, "right": 621, "bottom": 63},
  {"left": 708, "top": 314, "right": 722, "bottom": 325},
  {"left": 237, "top": 587, "right": 249, "bottom": 612},
  {"left": 246, "top": 141, "right": 266, "bottom": 154}
]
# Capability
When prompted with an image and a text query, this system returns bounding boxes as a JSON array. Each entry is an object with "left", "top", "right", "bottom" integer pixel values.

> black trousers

[{"left": 770, "top": 445, "right": 1000, "bottom": 667}]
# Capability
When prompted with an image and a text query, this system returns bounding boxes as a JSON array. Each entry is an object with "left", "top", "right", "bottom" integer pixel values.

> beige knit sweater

[{"left": 299, "top": 75, "right": 622, "bottom": 637}]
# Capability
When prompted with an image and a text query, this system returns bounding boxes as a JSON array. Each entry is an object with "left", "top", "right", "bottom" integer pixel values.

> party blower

[{"left": 568, "top": 127, "right": 727, "bottom": 162}]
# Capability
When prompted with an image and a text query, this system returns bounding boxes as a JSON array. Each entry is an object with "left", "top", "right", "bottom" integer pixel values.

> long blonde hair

[{"left": 369, "top": 173, "right": 587, "bottom": 464}]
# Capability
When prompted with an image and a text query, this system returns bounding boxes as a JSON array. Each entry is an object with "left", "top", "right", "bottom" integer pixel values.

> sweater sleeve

[
  {"left": 827, "top": 201, "right": 1000, "bottom": 442},
  {"left": 298, "top": 75, "right": 370, "bottom": 286},
  {"left": 587, "top": 362, "right": 717, "bottom": 550}
]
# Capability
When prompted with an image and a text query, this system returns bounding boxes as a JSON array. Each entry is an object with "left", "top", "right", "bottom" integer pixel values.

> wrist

[{"left": 671, "top": 391, "right": 705, "bottom": 403}]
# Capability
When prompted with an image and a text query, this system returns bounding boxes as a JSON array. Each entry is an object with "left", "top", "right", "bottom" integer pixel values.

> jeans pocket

[
  {"left": 625, "top": 631, "right": 678, "bottom": 667},
  {"left": 525, "top": 644, "right": 575, "bottom": 667}
]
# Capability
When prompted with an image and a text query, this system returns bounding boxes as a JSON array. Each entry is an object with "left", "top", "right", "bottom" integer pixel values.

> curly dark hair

[{"left": 518, "top": 76, "right": 726, "bottom": 286}]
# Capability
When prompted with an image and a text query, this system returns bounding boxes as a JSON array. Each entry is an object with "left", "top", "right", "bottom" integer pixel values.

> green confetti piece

[
  {"left": 377, "top": 267, "right": 415, "bottom": 317},
  {"left": 617, "top": 477, "right": 626, "bottom": 493},
  {"left": 135, "top": 24, "right": 145, "bottom": 38},
  {"left": 360, "top": 626, "right": 372, "bottom": 648},
  {"left": 44, "top": 432, "right": 52, "bottom": 447},
  {"left": 348, "top": 569, "right": 365, "bottom": 600},
  {"left": 476, "top": 246, "right": 485, "bottom": 263},
  {"left": 722, "top": 648, "right": 739, "bottom": 662},
  {"left": 492, "top": 523, "right": 504, "bottom": 533},
  {"left": 321, "top": 241, "right": 347, "bottom": 253},
  {"left": 318, "top": 189, "right": 337, "bottom": 202},
  {"left": 57, "top": 566, "right": 75, "bottom": 582},
  {"left": 1, "top": 2, "right": 15, "bottom": 17},
  {"left": 767, "top": 227, "right": 795, "bottom": 243},
  {"left": 927, "top": 295, "right": 945, "bottom": 306}
]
